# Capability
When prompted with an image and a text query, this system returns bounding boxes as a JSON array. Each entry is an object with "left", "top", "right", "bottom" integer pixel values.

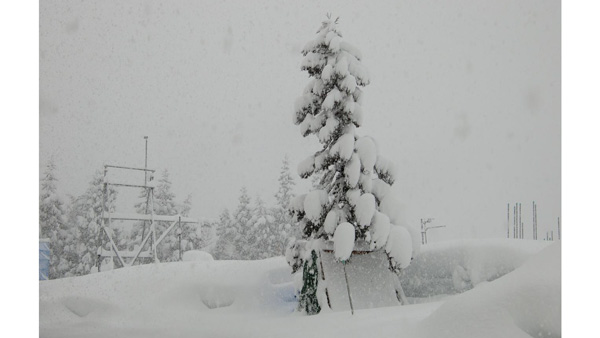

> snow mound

[
  {"left": 401, "top": 239, "right": 551, "bottom": 298},
  {"left": 182, "top": 250, "right": 214, "bottom": 262},
  {"left": 40, "top": 257, "right": 296, "bottom": 332},
  {"left": 418, "top": 242, "right": 560, "bottom": 338},
  {"left": 39, "top": 239, "right": 559, "bottom": 338}
]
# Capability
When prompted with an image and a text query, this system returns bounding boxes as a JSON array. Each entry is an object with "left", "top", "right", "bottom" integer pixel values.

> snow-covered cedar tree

[
  {"left": 273, "top": 155, "right": 298, "bottom": 247},
  {"left": 251, "top": 195, "right": 282, "bottom": 259},
  {"left": 213, "top": 208, "right": 234, "bottom": 260},
  {"left": 287, "top": 16, "right": 413, "bottom": 311},
  {"left": 215, "top": 187, "right": 254, "bottom": 260}
]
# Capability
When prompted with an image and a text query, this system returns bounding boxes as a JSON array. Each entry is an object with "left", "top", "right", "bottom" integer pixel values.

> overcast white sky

[{"left": 39, "top": 0, "right": 560, "bottom": 242}]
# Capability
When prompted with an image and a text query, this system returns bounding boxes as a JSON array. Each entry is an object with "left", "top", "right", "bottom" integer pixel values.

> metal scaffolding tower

[{"left": 96, "top": 164, "right": 200, "bottom": 271}]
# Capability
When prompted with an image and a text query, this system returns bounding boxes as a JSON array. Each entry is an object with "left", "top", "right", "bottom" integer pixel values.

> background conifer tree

[{"left": 39, "top": 159, "right": 71, "bottom": 279}]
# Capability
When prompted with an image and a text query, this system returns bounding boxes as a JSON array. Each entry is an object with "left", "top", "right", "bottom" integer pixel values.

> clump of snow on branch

[
  {"left": 369, "top": 211, "right": 391, "bottom": 250},
  {"left": 297, "top": 155, "right": 315, "bottom": 179},
  {"left": 355, "top": 193, "right": 376, "bottom": 226},
  {"left": 386, "top": 225, "right": 413, "bottom": 269},
  {"left": 355, "top": 137, "right": 377, "bottom": 172},
  {"left": 324, "top": 209, "right": 339, "bottom": 235},
  {"left": 333, "top": 222, "right": 355, "bottom": 261},
  {"left": 303, "top": 190, "right": 328, "bottom": 221},
  {"left": 344, "top": 153, "right": 361, "bottom": 187},
  {"left": 289, "top": 194, "right": 306, "bottom": 213},
  {"left": 329, "top": 133, "right": 354, "bottom": 161}
]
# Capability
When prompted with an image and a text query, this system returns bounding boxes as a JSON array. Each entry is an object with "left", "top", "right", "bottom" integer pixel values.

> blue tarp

[{"left": 39, "top": 240, "right": 50, "bottom": 281}]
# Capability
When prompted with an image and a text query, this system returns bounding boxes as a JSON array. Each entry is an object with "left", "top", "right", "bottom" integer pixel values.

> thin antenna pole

[
  {"left": 144, "top": 136, "right": 148, "bottom": 185},
  {"left": 421, "top": 219, "right": 425, "bottom": 245},
  {"left": 141, "top": 136, "right": 149, "bottom": 254},
  {"left": 513, "top": 205, "right": 516, "bottom": 239},
  {"left": 97, "top": 166, "right": 108, "bottom": 272},
  {"left": 507, "top": 203, "right": 510, "bottom": 238},
  {"left": 533, "top": 202, "right": 537, "bottom": 240},
  {"left": 519, "top": 203, "right": 522, "bottom": 239},
  {"left": 558, "top": 217, "right": 561, "bottom": 240}
]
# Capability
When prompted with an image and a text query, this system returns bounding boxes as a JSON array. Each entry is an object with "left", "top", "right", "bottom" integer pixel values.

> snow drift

[
  {"left": 39, "top": 240, "right": 559, "bottom": 338},
  {"left": 401, "top": 239, "right": 551, "bottom": 298}
]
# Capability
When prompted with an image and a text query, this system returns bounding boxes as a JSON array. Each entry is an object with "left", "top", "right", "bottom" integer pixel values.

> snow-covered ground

[{"left": 39, "top": 240, "right": 559, "bottom": 338}]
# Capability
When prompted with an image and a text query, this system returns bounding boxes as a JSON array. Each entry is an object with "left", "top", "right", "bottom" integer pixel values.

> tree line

[{"left": 39, "top": 156, "right": 299, "bottom": 279}]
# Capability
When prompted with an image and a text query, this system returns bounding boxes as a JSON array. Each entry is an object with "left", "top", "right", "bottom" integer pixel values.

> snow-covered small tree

[
  {"left": 251, "top": 195, "right": 284, "bottom": 259},
  {"left": 153, "top": 170, "right": 180, "bottom": 262},
  {"left": 173, "top": 194, "right": 200, "bottom": 258},
  {"left": 197, "top": 218, "right": 218, "bottom": 254},
  {"left": 214, "top": 187, "right": 254, "bottom": 260},
  {"left": 69, "top": 170, "right": 118, "bottom": 276},
  {"left": 128, "top": 185, "right": 151, "bottom": 255},
  {"left": 288, "top": 16, "right": 414, "bottom": 314},
  {"left": 273, "top": 155, "right": 298, "bottom": 248},
  {"left": 214, "top": 208, "right": 234, "bottom": 259},
  {"left": 232, "top": 187, "right": 254, "bottom": 259},
  {"left": 39, "top": 159, "right": 72, "bottom": 279}
]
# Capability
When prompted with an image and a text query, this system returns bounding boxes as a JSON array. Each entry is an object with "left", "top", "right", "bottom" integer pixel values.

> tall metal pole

[
  {"left": 507, "top": 203, "right": 510, "bottom": 239},
  {"left": 513, "top": 205, "right": 516, "bottom": 239},
  {"left": 343, "top": 261, "right": 354, "bottom": 315},
  {"left": 519, "top": 203, "right": 522, "bottom": 239},
  {"left": 144, "top": 136, "right": 148, "bottom": 185},
  {"left": 141, "top": 136, "right": 149, "bottom": 255},
  {"left": 97, "top": 166, "right": 108, "bottom": 272},
  {"left": 533, "top": 202, "right": 537, "bottom": 240}
]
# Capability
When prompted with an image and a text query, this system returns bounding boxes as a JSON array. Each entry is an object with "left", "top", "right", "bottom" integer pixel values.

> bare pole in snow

[
  {"left": 520, "top": 202, "right": 523, "bottom": 239},
  {"left": 514, "top": 202, "right": 519, "bottom": 238},
  {"left": 96, "top": 166, "right": 108, "bottom": 272},
  {"left": 507, "top": 203, "right": 510, "bottom": 238},
  {"left": 144, "top": 136, "right": 148, "bottom": 185},
  {"left": 533, "top": 201, "right": 537, "bottom": 240},
  {"left": 513, "top": 205, "right": 516, "bottom": 239},
  {"left": 342, "top": 261, "right": 354, "bottom": 315},
  {"left": 141, "top": 136, "right": 149, "bottom": 255},
  {"left": 517, "top": 202, "right": 520, "bottom": 239}
]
